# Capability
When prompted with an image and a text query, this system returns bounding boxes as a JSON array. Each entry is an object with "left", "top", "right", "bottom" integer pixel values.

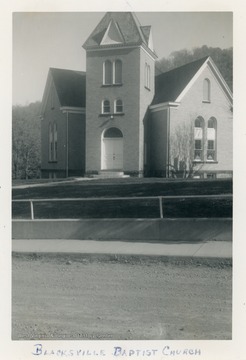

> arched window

[
  {"left": 48, "top": 122, "right": 58, "bottom": 162},
  {"left": 145, "top": 63, "right": 151, "bottom": 89},
  {"left": 114, "top": 60, "right": 122, "bottom": 84},
  {"left": 203, "top": 78, "right": 211, "bottom": 102},
  {"left": 50, "top": 86, "right": 55, "bottom": 109},
  {"left": 194, "top": 117, "right": 204, "bottom": 161},
  {"left": 104, "top": 127, "right": 123, "bottom": 138},
  {"left": 103, "top": 60, "right": 112, "bottom": 85},
  {"left": 102, "top": 99, "right": 110, "bottom": 114},
  {"left": 49, "top": 122, "right": 53, "bottom": 161},
  {"left": 115, "top": 99, "right": 123, "bottom": 113},
  {"left": 53, "top": 123, "right": 57, "bottom": 161},
  {"left": 207, "top": 117, "right": 217, "bottom": 161}
]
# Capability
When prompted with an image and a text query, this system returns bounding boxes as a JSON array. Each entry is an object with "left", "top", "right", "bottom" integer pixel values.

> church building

[{"left": 40, "top": 12, "right": 233, "bottom": 179}]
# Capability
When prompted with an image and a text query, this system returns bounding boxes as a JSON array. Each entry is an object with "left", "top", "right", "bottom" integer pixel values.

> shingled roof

[
  {"left": 152, "top": 56, "right": 209, "bottom": 105},
  {"left": 50, "top": 68, "right": 86, "bottom": 108},
  {"left": 83, "top": 12, "right": 156, "bottom": 57}
]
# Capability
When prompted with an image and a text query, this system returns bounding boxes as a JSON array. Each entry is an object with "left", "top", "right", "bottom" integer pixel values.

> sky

[{"left": 12, "top": 12, "right": 232, "bottom": 105}]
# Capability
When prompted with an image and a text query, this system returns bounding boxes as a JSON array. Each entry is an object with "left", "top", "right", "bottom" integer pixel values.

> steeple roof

[{"left": 83, "top": 12, "right": 157, "bottom": 57}]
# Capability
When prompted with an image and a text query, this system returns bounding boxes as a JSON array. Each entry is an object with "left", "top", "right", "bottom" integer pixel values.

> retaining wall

[{"left": 12, "top": 218, "right": 232, "bottom": 242}]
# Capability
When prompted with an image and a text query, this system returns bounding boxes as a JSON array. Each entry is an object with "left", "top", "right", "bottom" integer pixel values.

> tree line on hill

[
  {"left": 12, "top": 101, "right": 41, "bottom": 180},
  {"left": 156, "top": 45, "right": 233, "bottom": 90},
  {"left": 12, "top": 46, "right": 232, "bottom": 179}
]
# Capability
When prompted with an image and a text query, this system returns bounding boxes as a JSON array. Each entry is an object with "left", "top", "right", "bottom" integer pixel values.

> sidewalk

[
  {"left": 12, "top": 239, "right": 232, "bottom": 258},
  {"left": 12, "top": 177, "right": 93, "bottom": 189}
]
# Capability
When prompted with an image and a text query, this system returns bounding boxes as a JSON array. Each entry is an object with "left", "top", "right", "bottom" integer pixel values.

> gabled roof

[
  {"left": 83, "top": 12, "right": 157, "bottom": 57},
  {"left": 152, "top": 56, "right": 233, "bottom": 106},
  {"left": 152, "top": 57, "right": 209, "bottom": 105},
  {"left": 50, "top": 68, "right": 86, "bottom": 108}
]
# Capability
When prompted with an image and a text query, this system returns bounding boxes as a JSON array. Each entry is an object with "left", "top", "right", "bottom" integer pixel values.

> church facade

[{"left": 40, "top": 12, "right": 233, "bottom": 179}]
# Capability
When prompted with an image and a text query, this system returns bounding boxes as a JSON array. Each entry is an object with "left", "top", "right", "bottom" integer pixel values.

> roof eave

[
  {"left": 60, "top": 106, "right": 86, "bottom": 114},
  {"left": 40, "top": 69, "right": 55, "bottom": 115},
  {"left": 207, "top": 57, "right": 233, "bottom": 103},
  {"left": 175, "top": 57, "right": 232, "bottom": 104},
  {"left": 149, "top": 101, "right": 180, "bottom": 112},
  {"left": 84, "top": 42, "right": 157, "bottom": 59}
]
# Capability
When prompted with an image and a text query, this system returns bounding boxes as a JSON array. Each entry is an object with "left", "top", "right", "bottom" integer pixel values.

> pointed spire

[{"left": 83, "top": 12, "right": 157, "bottom": 57}]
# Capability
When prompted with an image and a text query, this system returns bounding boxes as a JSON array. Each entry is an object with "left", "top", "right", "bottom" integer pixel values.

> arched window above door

[{"left": 104, "top": 127, "right": 123, "bottom": 138}]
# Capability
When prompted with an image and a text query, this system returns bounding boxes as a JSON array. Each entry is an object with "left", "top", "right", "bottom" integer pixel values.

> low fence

[
  {"left": 12, "top": 194, "right": 232, "bottom": 220},
  {"left": 12, "top": 195, "right": 232, "bottom": 241}
]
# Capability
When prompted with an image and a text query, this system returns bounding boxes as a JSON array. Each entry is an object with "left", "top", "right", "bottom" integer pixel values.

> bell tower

[{"left": 83, "top": 12, "right": 157, "bottom": 176}]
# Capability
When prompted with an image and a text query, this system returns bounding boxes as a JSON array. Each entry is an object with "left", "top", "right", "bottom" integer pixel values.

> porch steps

[{"left": 92, "top": 171, "right": 130, "bottom": 179}]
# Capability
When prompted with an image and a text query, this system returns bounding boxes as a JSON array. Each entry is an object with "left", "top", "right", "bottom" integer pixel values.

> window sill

[
  {"left": 102, "top": 83, "right": 123, "bottom": 88},
  {"left": 48, "top": 161, "right": 58, "bottom": 163},
  {"left": 99, "top": 113, "right": 125, "bottom": 117},
  {"left": 202, "top": 100, "right": 211, "bottom": 104},
  {"left": 193, "top": 160, "right": 218, "bottom": 164}
]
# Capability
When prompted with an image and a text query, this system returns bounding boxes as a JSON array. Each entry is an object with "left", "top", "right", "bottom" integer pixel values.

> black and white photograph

[{"left": 1, "top": 1, "right": 246, "bottom": 360}]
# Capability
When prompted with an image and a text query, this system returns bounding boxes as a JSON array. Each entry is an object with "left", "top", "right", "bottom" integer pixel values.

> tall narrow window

[
  {"left": 49, "top": 122, "right": 58, "bottom": 161},
  {"left": 54, "top": 123, "right": 57, "bottom": 161},
  {"left": 114, "top": 60, "right": 122, "bottom": 84},
  {"left": 207, "top": 118, "right": 217, "bottom": 161},
  {"left": 103, "top": 60, "right": 112, "bottom": 85},
  {"left": 102, "top": 99, "right": 110, "bottom": 114},
  {"left": 49, "top": 123, "right": 53, "bottom": 161},
  {"left": 147, "top": 64, "right": 150, "bottom": 88},
  {"left": 50, "top": 87, "right": 55, "bottom": 109},
  {"left": 194, "top": 117, "right": 204, "bottom": 161},
  {"left": 115, "top": 99, "right": 123, "bottom": 113},
  {"left": 203, "top": 78, "right": 211, "bottom": 102},
  {"left": 145, "top": 63, "right": 151, "bottom": 89}
]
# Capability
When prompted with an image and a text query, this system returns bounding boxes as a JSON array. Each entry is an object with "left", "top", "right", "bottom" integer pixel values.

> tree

[
  {"left": 156, "top": 46, "right": 233, "bottom": 90},
  {"left": 169, "top": 121, "right": 203, "bottom": 178},
  {"left": 12, "top": 102, "right": 41, "bottom": 179}
]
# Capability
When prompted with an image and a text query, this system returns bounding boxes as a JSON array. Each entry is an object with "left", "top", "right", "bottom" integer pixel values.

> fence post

[
  {"left": 159, "top": 196, "right": 163, "bottom": 219},
  {"left": 30, "top": 201, "right": 34, "bottom": 220}
]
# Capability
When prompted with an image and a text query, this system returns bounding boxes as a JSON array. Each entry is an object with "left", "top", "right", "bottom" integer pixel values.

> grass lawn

[
  {"left": 12, "top": 178, "right": 232, "bottom": 219},
  {"left": 12, "top": 177, "right": 232, "bottom": 199}
]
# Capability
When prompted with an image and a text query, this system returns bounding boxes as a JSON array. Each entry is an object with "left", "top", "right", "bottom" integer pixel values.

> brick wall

[
  {"left": 41, "top": 78, "right": 85, "bottom": 178},
  {"left": 68, "top": 112, "right": 86, "bottom": 174},
  {"left": 169, "top": 65, "right": 233, "bottom": 176},
  {"left": 85, "top": 46, "right": 155, "bottom": 175},
  {"left": 41, "top": 81, "right": 67, "bottom": 174}
]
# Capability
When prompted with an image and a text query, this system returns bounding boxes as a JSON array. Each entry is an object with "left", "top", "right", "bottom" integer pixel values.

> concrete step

[{"left": 92, "top": 171, "right": 130, "bottom": 179}]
